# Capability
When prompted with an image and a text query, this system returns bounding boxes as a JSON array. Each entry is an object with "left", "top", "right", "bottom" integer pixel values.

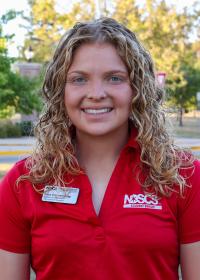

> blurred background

[{"left": 0, "top": 0, "right": 200, "bottom": 179}]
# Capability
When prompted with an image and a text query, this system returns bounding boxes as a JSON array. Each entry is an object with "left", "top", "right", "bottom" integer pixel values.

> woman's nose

[{"left": 86, "top": 81, "right": 107, "bottom": 100}]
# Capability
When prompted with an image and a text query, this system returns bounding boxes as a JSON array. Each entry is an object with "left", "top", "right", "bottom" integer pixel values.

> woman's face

[{"left": 64, "top": 42, "right": 133, "bottom": 139}]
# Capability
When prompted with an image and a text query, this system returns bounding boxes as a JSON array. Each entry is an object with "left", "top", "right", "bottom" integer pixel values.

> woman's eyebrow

[
  {"left": 67, "top": 70, "right": 87, "bottom": 75},
  {"left": 67, "top": 70, "right": 128, "bottom": 75},
  {"left": 104, "top": 70, "right": 128, "bottom": 75}
]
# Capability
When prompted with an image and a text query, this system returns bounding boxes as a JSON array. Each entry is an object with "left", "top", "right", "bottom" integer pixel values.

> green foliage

[
  {"left": 0, "top": 10, "right": 42, "bottom": 118},
  {"left": 168, "top": 55, "right": 200, "bottom": 111},
  {"left": 0, "top": 123, "right": 7, "bottom": 138},
  {"left": 1, "top": 10, "right": 19, "bottom": 24},
  {"left": 0, "top": 121, "right": 22, "bottom": 138},
  {"left": 6, "top": 122, "right": 22, "bottom": 137},
  {"left": 0, "top": 54, "right": 42, "bottom": 118},
  {"left": 0, "top": 106, "right": 15, "bottom": 119},
  {"left": 8, "top": 73, "right": 42, "bottom": 114},
  {"left": 0, "top": 120, "right": 35, "bottom": 138},
  {"left": 0, "top": 9, "right": 21, "bottom": 53},
  {"left": 22, "top": 0, "right": 61, "bottom": 62},
  {"left": 17, "top": 121, "right": 34, "bottom": 136},
  {"left": 21, "top": 0, "right": 96, "bottom": 62}
]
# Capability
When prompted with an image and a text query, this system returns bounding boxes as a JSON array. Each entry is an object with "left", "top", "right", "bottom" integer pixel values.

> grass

[
  {"left": 0, "top": 171, "right": 5, "bottom": 179},
  {"left": 169, "top": 111, "right": 200, "bottom": 138},
  {"left": 0, "top": 164, "right": 14, "bottom": 180}
]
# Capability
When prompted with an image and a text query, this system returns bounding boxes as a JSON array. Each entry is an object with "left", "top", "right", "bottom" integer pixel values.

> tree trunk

[{"left": 179, "top": 107, "right": 183, "bottom": 127}]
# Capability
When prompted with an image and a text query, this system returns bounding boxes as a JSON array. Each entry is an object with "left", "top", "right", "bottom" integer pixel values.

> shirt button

[{"left": 95, "top": 227, "right": 105, "bottom": 240}]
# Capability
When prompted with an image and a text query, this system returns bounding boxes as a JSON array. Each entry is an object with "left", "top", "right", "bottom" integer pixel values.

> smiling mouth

[{"left": 82, "top": 108, "right": 113, "bottom": 114}]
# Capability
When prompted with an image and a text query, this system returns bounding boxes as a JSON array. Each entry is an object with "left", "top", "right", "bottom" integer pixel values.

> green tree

[
  {"left": 22, "top": 0, "right": 96, "bottom": 63},
  {"left": 0, "top": 53, "right": 42, "bottom": 118},
  {"left": 168, "top": 50, "right": 200, "bottom": 126},
  {"left": 0, "top": 11, "right": 42, "bottom": 118},
  {"left": 0, "top": 9, "right": 20, "bottom": 49},
  {"left": 112, "top": 0, "right": 142, "bottom": 33},
  {"left": 21, "top": 0, "right": 62, "bottom": 62}
]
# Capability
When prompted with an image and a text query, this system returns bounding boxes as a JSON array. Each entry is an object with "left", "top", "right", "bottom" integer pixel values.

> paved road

[
  {"left": 0, "top": 155, "right": 28, "bottom": 164},
  {"left": 0, "top": 137, "right": 199, "bottom": 166}
]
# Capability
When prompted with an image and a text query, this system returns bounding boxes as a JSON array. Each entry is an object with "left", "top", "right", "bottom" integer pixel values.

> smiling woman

[{"left": 0, "top": 17, "right": 200, "bottom": 280}]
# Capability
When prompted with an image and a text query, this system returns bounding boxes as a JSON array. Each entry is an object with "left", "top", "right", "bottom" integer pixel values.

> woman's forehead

[{"left": 68, "top": 42, "right": 128, "bottom": 73}]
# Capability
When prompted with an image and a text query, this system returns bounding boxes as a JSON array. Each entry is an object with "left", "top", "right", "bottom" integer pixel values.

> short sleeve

[
  {"left": 178, "top": 160, "right": 200, "bottom": 244},
  {"left": 0, "top": 161, "right": 31, "bottom": 253}
]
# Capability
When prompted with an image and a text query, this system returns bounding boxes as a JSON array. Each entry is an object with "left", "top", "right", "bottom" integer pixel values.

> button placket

[{"left": 94, "top": 226, "right": 105, "bottom": 241}]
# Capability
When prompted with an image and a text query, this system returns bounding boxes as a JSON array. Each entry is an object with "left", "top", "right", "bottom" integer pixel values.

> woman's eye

[
  {"left": 110, "top": 76, "right": 123, "bottom": 83},
  {"left": 73, "top": 77, "right": 86, "bottom": 84},
  {"left": 66, "top": 76, "right": 87, "bottom": 85}
]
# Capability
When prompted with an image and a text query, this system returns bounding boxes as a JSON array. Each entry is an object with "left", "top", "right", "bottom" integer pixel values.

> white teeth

[{"left": 83, "top": 108, "right": 112, "bottom": 114}]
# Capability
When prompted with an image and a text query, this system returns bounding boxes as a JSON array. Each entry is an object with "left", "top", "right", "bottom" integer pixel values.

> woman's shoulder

[
  {"left": 188, "top": 158, "right": 200, "bottom": 194},
  {"left": 177, "top": 159, "right": 200, "bottom": 243},
  {"left": 192, "top": 158, "right": 200, "bottom": 172},
  {"left": 166, "top": 158, "right": 200, "bottom": 208},
  {"left": 191, "top": 158, "right": 200, "bottom": 178},
  {"left": 175, "top": 159, "right": 200, "bottom": 210},
  {"left": 0, "top": 158, "right": 30, "bottom": 187},
  {"left": 9, "top": 157, "right": 29, "bottom": 174},
  {"left": 182, "top": 158, "right": 200, "bottom": 187}
]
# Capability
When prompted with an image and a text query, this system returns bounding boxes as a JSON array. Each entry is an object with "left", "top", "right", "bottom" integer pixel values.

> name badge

[{"left": 42, "top": 185, "right": 80, "bottom": 204}]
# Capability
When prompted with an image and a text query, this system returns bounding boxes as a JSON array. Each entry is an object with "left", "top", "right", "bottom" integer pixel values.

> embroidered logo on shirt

[{"left": 123, "top": 193, "right": 162, "bottom": 210}]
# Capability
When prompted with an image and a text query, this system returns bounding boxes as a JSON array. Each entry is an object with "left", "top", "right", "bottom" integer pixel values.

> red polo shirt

[{"left": 0, "top": 132, "right": 200, "bottom": 280}]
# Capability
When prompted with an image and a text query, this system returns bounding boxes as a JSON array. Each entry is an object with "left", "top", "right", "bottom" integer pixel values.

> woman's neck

[{"left": 75, "top": 127, "right": 129, "bottom": 168}]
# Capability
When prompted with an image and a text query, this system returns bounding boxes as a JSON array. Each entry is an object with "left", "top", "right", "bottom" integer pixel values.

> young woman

[{"left": 0, "top": 18, "right": 200, "bottom": 280}]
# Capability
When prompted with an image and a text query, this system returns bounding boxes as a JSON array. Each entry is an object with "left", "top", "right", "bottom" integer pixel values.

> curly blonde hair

[{"left": 21, "top": 17, "right": 194, "bottom": 196}]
